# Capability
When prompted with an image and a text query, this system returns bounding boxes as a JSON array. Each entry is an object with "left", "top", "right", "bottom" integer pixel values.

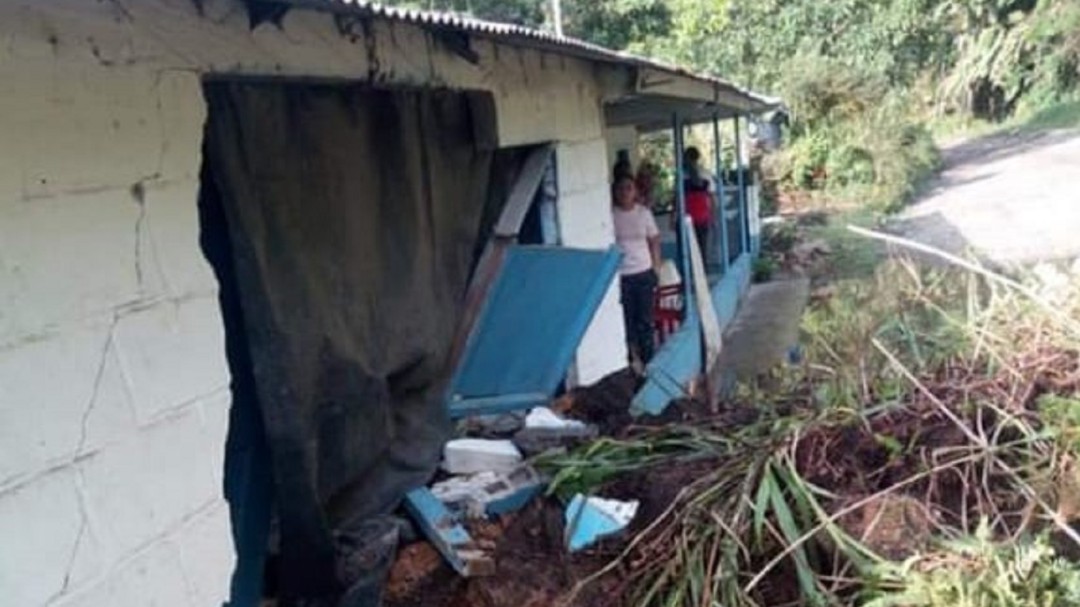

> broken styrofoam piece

[
  {"left": 564, "top": 494, "right": 639, "bottom": 551},
  {"left": 431, "top": 472, "right": 501, "bottom": 507},
  {"left": 525, "top": 407, "right": 587, "bottom": 430},
  {"left": 442, "top": 439, "right": 523, "bottom": 475},
  {"left": 430, "top": 466, "right": 545, "bottom": 518}
]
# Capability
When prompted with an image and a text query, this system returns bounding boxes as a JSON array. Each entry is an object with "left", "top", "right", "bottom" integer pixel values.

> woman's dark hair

[
  {"left": 684, "top": 146, "right": 702, "bottom": 164},
  {"left": 611, "top": 174, "right": 637, "bottom": 204}
]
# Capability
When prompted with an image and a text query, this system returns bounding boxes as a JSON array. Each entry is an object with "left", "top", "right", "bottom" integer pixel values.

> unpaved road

[{"left": 896, "top": 128, "right": 1080, "bottom": 266}]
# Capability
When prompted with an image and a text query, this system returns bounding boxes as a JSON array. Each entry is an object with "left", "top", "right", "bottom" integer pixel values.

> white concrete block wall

[
  {"left": 0, "top": 15, "right": 233, "bottom": 601},
  {"left": 556, "top": 139, "right": 629, "bottom": 385},
  {"left": 0, "top": 0, "right": 640, "bottom": 603},
  {"left": 604, "top": 125, "right": 641, "bottom": 170}
]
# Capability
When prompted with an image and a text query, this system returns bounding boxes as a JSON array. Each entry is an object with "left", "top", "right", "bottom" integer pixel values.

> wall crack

[
  {"left": 75, "top": 314, "right": 119, "bottom": 458},
  {"left": 131, "top": 181, "right": 148, "bottom": 293},
  {"left": 58, "top": 501, "right": 88, "bottom": 596}
]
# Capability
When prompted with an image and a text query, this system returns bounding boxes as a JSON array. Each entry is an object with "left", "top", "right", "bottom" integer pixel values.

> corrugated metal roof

[{"left": 273, "top": 0, "right": 780, "bottom": 112}]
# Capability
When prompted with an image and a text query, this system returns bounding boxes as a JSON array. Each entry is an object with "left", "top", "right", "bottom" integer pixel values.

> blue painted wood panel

[
  {"left": 631, "top": 253, "right": 752, "bottom": 416},
  {"left": 448, "top": 245, "right": 621, "bottom": 417},
  {"left": 403, "top": 488, "right": 474, "bottom": 575}
]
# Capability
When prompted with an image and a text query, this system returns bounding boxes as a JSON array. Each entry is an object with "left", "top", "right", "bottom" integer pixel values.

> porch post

[
  {"left": 672, "top": 113, "right": 693, "bottom": 313},
  {"left": 734, "top": 114, "right": 749, "bottom": 256},
  {"left": 712, "top": 113, "right": 729, "bottom": 274}
]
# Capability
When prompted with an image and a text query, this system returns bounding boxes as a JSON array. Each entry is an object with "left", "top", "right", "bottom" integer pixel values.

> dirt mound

[{"left": 385, "top": 453, "right": 720, "bottom": 607}]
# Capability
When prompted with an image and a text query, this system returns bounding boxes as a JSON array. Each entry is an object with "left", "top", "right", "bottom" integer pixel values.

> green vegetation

[
  {"left": 374, "top": 5, "right": 1080, "bottom": 600},
  {"left": 539, "top": 254, "right": 1080, "bottom": 605},
  {"left": 865, "top": 525, "right": 1080, "bottom": 607},
  {"left": 1017, "top": 99, "right": 1080, "bottom": 132},
  {"left": 387, "top": 0, "right": 1080, "bottom": 213}
]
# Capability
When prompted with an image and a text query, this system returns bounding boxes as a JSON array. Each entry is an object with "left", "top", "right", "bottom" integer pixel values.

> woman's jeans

[{"left": 620, "top": 269, "right": 658, "bottom": 365}]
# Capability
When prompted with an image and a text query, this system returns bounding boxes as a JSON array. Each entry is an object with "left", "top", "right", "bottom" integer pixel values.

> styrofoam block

[
  {"left": 525, "top": 407, "right": 586, "bottom": 430},
  {"left": 442, "top": 439, "right": 522, "bottom": 475}
]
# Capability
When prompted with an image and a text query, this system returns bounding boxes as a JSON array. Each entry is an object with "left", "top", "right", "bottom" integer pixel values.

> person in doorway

[
  {"left": 612, "top": 175, "right": 662, "bottom": 369},
  {"left": 682, "top": 146, "right": 714, "bottom": 261},
  {"left": 635, "top": 161, "right": 659, "bottom": 210}
]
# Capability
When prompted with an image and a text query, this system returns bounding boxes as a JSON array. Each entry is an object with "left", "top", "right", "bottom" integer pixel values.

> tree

[{"left": 561, "top": 0, "right": 674, "bottom": 51}]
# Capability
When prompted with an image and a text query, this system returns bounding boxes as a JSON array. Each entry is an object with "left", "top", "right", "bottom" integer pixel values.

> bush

[
  {"left": 865, "top": 526, "right": 1080, "bottom": 607},
  {"left": 763, "top": 55, "right": 941, "bottom": 212}
]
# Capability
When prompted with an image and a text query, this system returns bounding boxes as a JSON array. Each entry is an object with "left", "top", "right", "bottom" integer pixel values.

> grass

[
  {"left": 865, "top": 524, "right": 1080, "bottom": 607},
  {"left": 541, "top": 239, "right": 1080, "bottom": 607},
  {"left": 928, "top": 99, "right": 1080, "bottom": 147},
  {"left": 928, "top": 114, "right": 1005, "bottom": 143},
  {"left": 1017, "top": 100, "right": 1080, "bottom": 132},
  {"left": 800, "top": 208, "right": 884, "bottom": 280}
]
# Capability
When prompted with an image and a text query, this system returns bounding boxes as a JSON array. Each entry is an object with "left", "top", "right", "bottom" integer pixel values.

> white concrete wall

[
  {"left": 604, "top": 125, "right": 641, "bottom": 173},
  {"left": 0, "top": 45, "right": 233, "bottom": 605},
  {"left": 0, "top": 1, "right": 626, "bottom": 603},
  {"left": 556, "top": 140, "right": 629, "bottom": 385}
]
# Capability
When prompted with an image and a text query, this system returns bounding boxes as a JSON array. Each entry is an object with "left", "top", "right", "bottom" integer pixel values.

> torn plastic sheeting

[{"left": 564, "top": 494, "right": 639, "bottom": 551}]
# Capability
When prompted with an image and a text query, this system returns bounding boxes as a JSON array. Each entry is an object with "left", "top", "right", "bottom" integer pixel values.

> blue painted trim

[
  {"left": 712, "top": 253, "right": 753, "bottom": 328},
  {"left": 735, "top": 116, "right": 749, "bottom": 256},
  {"left": 565, "top": 494, "right": 633, "bottom": 551},
  {"left": 403, "top": 488, "right": 474, "bottom": 575},
  {"left": 631, "top": 315, "right": 702, "bottom": 416},
  {"left": 447, "top": 246, "right": 621, "bottom": 418},
  {"left": 712, "top": 115, "right": 729, "bottom": 275},
  {"left": 672, "top": 114, "right": 693, "bottom": 313},
  {"left": 448, "top": 392, "right": 550, "bottom": 419},
  {"left": 630, "top": 254, "right": 753, "bottom": 416},
  {"left": 485, "top": 484, "right": 545, "bottom": 517}
]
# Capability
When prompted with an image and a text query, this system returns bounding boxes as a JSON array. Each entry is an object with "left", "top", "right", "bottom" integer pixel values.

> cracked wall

[
  {"left": 0, "top": 41, "right": 232, "bottom": 607},
  {"left": 0, "top": 0, "right": 626, "bottom": 604}
]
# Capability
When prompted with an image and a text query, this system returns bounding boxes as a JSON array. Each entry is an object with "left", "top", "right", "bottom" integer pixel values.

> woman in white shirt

[{"left": 611, "top": 175, "right": 662, "bottom": 367}]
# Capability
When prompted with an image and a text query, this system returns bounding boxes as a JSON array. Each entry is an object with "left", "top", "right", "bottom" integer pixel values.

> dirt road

[{"left": 896, "top": 128, "right": 1080, "bottom": 266}]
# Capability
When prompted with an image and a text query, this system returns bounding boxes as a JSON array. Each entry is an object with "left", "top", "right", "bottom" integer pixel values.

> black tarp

[{"left": 203, "top": 81, "right": 504, "bottom": 605}]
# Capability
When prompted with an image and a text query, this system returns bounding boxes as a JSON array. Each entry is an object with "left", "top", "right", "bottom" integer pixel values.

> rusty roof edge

[{"left": 265, "top": 0, "right": 781, "bottom": 113}]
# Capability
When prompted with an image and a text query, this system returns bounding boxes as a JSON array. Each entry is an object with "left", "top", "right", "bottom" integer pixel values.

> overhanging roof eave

[{"left": 258, "top": 0, "right": 781, "bottom": 118}]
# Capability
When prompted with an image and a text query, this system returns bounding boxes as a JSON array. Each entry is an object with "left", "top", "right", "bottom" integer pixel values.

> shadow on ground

[
  {"left": 886, "top": 211, "right": 976, "bottom": 266},
  {"left": 937, "top": 128, "right": 1079, "bottom": 172}
]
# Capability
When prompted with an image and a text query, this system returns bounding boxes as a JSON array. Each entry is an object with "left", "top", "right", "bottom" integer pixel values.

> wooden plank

[
  {"left": 447, "top": 392, "right": 552, "bottom": 419},
  {"left": 446, "top": 144, "right": 552, "bottom": 374},
  {"left": 447, "top": 246, "right": 621, "bottom": 416},
  {"left": 685, "top": 218, "right": 722, "bottom": 412},
  {"left": 447, "top": 238, "right": 509, "bottom": 370},
  {"left": 493, "top": 145, "right": 554, "bottom": 237},
  {"left": 403, "top": 488, "right": 494, "bottom": 577}
]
